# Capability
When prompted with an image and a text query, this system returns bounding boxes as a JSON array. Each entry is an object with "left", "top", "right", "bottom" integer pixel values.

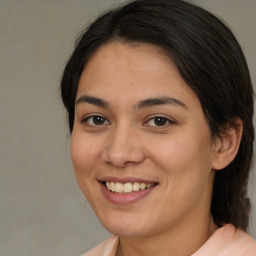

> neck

[{"left": 116, "top": 214, "right": 218, "bottom": 256}]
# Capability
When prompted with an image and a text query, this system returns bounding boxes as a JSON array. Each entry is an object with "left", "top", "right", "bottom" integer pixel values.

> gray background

[{"left": 0, "top": 0, "right": 255, "bottom": 255}]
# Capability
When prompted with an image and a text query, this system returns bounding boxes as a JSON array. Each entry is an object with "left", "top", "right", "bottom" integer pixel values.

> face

[{"left": 71, "top": 42, "right": 218, "bottom": 238}]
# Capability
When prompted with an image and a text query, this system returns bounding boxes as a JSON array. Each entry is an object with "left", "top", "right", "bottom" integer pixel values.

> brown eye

[
  {"left": 84, "top": 115, "right": 109, "bottom": 126},
  {"left": 92, "top": 116, "right": 105, "bottom": 125},
  {"left": 145, "top": 116, "right": 174, "bottom": 128},
  {"left": 153, "top": 117, "right": 168, "bottom": 126}
]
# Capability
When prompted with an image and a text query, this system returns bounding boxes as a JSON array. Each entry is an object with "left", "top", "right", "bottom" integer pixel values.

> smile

[
  {"left": 99, "top": 178, "right": 158, "bottom": 205},
  {"left": 105, "top": 181, "right": 154, "bottom": 194}
]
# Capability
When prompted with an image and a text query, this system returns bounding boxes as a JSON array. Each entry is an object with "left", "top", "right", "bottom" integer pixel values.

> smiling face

[{"left": 70, "top": 41, "right": 219, "bottom": 238}]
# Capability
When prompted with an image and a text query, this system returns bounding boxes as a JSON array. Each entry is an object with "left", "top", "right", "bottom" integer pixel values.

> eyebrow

[
  {"left": 75, "top": 95, "right": 110, "bottom": 108},
  {"left": 136, "top": 97, "right": 187, "bottom": 109},
  {"left": 75, "top": 95, "right": 187, "bottom": 110}
]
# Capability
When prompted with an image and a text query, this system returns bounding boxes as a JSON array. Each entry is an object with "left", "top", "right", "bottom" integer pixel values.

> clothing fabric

[{"left": 81, "top": 224, "right": 256, "bottom": 256}]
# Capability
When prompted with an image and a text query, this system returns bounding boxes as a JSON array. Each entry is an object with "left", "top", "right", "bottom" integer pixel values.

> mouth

[
  {"left": 98, "top": 177, "right": 159, "bottom": 205},
  {"left": 103, "top": 181, "right": 157, "bottom": 194}
]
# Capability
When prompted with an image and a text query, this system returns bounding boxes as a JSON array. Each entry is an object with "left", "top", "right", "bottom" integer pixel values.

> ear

[{"left": 212, "top": 118, "right": 243, "bottom": 170}]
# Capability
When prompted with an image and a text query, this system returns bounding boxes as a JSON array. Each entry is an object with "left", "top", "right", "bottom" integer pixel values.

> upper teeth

[{"left": 106, "top": 182, "right": 153, "bottom": 193}]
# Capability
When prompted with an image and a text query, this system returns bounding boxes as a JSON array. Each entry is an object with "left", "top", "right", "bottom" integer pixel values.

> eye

[
  {"left": 83, "top": 115, "right": 110, "bottom": 126},
  {"left": 145, "top": 116, "right": 173, "bottom": 127}
]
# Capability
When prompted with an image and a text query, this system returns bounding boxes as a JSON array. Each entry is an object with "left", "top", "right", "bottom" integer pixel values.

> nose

[{"left": 101, "top": 124, "right": 146, "bottom": 168}]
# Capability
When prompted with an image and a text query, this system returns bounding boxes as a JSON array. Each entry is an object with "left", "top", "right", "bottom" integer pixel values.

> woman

[{"left": 60, "top": 0, "right": 256, "bottom": 255}]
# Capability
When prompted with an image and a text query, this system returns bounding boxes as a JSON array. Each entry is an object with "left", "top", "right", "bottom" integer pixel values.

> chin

[
  {"left": 98, "top": 212, "right": 150, "bottom": 237},
  {"left": 104, "top": 225, "right": 147, "bottom": 238}
]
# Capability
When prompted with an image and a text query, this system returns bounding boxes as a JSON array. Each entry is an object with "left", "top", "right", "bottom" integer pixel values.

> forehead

[
  {"left": 83, "top": 41, "right": 173, "bottom": 75},
  {"left": 77, "top": 41, "right": 199, "bottom": 108}
]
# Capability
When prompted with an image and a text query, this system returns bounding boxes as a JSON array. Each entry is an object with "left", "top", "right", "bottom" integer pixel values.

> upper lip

[{"left": 98, "top": 176, "right": 158, "bottom": 184}]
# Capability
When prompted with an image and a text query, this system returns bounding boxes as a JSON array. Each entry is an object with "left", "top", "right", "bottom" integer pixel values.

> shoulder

[
  {"left": 81, "top": 235, "right": 119, "bottom": 256},
  {"left": 193, "top": 224, "right": 256, "bottom": 256}
]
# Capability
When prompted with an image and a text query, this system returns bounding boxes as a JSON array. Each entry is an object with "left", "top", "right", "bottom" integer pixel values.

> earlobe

[{"left": 212, "top": 118, "right": 243, "bottom": 170}]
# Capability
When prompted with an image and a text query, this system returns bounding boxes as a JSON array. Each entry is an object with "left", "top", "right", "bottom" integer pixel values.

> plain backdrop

[{"left": 0, "top": 1, "right": 255, "bottom": 255}]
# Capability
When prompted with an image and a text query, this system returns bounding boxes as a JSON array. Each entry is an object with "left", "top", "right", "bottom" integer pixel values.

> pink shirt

[{"left": 82, "top": 224, "right": 256, "bottom": 256}]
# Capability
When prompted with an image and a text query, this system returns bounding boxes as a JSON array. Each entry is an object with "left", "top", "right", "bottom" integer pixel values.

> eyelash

[
  {"left": 143, "top": 116, "right": 175, "bottom": 128},
  {"left": 82, "top": 115, "right": 110, "bottom": 126},
  {"left": 81, "top": 115, "right": 175, "bottom": 128}
]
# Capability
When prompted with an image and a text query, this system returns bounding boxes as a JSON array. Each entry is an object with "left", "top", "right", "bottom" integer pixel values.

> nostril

[
  {"left": 100, "top": 130, "right": 146, "bottom": 167},
  {"left": 101, "top": 146, "right": 146, "bottom": 168}
]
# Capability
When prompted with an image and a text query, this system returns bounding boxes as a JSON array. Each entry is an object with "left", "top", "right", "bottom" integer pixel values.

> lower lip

[{"left": 99, "top": 182, "right": 157, "bottom": 205}]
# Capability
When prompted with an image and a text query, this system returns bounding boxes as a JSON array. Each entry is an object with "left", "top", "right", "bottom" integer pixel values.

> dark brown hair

[{"left": 60, "top": 0, "right": 254, "bottom": 230}]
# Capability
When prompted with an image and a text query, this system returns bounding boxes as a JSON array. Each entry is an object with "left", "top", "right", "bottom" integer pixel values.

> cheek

[
  {"left": 148, "top": 135, "right": 201, "bottom": 170},
  {"left": 164, "top": 126, "right": 212, "bottom": 164},
  {"left": 70, "top": 133, "right": 101, "bottom": 179},
  {"left": 149, "top": 135, "right": 214, "bottom": 220},
  {"left": 70, "top": 133, "right": 103, "bottom": 205},
  {"left": 149, "top": 129, "right": 214, "bottom": 189}
]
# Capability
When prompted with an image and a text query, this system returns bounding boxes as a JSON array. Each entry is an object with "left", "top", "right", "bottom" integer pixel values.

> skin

[{"left": 70, "top": 41, "right": 233, "bottom": 256}]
